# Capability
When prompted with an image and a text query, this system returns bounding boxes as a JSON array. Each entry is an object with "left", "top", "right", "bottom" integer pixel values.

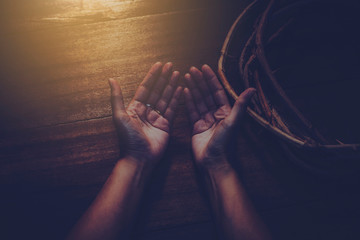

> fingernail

[{"left": 108, "top": 78, "right": 114, "bottom": 88}]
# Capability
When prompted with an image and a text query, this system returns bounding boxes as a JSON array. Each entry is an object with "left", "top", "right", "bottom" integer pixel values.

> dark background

[{"left": 1, "top": 0, "right": 360, "bottom": 239}]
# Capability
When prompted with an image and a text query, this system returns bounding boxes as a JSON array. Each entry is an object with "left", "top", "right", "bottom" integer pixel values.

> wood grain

[{"left": 1, "top": 0, "right": 360, "bottom": 240}]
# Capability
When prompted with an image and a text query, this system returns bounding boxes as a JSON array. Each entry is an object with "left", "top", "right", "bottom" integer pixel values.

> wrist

[
  {"left": 196, "top": 155, "right": 232, "bottom": 174},
  {"left": 123, "top": 154, "right": 157, "bottom": 168},
  {"left": 115, "top": 156, "right": 155, "bottom": 180}
]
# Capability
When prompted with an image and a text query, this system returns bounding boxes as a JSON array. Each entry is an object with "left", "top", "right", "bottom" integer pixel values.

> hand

[
  {"left": 184, "top": 65, "right": 256, "bottom": 171},
  {"left": 109, "top": 62, "right": 183, "bottom": 167}
]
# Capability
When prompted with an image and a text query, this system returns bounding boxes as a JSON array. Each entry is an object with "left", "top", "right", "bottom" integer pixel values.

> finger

[
  {"left": 201, "top": 64, "right": 230, "bottom": 107},
  {"left": 163, "top": 86, "right": 183, "bottom": 123},
  {"left": 184, "top": 87, "right": 200, "bottom": 124},
  {"left": 147, "top": 62, "right": 173, "bottom": 105},
  {"left": 189, "top": 66, "right": 217, "bottom": 110},
  {"left": 155, "top": 70, "right": 180, "bottom": 114},
  {"left": 226, "top": 88, "right": 256, "bottom": 126},
  {"left": 184, "top": 73, "right": 208, "bottom": 115},
  {"left": 133, "top": 62, "right": 163, "bottom": 103},
  {"left": 109, "top": 78, "right": 129, "bottom": 121}
]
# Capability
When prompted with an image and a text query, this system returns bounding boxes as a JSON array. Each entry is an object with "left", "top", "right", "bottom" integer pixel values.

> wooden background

[{"left": 1, "top": 0, "right": 359, "bottom": 239}]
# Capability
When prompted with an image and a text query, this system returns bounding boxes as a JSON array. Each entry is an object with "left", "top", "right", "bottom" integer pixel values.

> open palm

[
  {"left": 109, "top": 62, "right": 183, "bottom": 165},
  {"left": 184, "top": 65, "right": 255, "bottom": 169}
]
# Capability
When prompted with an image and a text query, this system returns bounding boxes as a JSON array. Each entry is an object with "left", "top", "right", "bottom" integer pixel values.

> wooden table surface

[{"left": 1, "top": 0, "right": 359, "bottom": 239}]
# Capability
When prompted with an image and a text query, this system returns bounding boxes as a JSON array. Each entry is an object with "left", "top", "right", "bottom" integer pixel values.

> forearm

[
  {"left": 200, "top": 161, "right": 271, "bottom": 240},
  {"left": 67, "top": 157, "right": 152, "bottom": 240}
]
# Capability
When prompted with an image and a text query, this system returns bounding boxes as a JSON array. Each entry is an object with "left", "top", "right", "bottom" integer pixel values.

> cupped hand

[
  {"left": 109, "top": 62, "right": 183, "bottom": 166},
  {"left": 184, "top": 65, "right": 255, "bottom": 170}
]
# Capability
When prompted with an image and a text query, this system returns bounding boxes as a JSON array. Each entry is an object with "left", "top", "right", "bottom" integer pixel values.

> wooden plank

[
  {"left": 0, "top": 1, "right": 243, "bottom": 131},
  {"left": 1, "top": 0, "right": 209, "bottom": 29},
  {"left": 1, "top": 0, "right": 360, "bottom": 239}
]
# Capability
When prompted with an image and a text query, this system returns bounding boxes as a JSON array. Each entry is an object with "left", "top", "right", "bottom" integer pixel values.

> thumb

[
  {"left": 109, "top": 78, "right": 127, "bottom": 121},
  {"left": 226, "top": 88, "right": 256, "bottom": 126}
]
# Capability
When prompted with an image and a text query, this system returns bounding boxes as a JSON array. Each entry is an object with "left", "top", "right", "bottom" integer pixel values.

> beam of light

[{"left": 41, "top": 0, "right": 134, "bottom": 22}]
